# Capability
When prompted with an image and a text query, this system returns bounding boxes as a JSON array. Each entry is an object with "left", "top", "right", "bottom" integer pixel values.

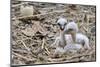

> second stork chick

[{"left": 65, "top": 21, "right": 91, "bottom": 50}]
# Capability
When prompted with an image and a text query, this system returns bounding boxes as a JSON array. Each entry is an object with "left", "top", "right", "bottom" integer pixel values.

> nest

[{"left": 11, "top": 1, "right": 96, "bottom": 65}]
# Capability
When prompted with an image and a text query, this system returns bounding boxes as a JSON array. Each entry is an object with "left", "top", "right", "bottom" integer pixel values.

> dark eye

[{"left": 57, "top": 23, "right": 60, "bottom": 26}]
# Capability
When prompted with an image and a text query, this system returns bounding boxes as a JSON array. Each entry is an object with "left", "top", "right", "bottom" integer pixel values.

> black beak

[{"left": 60, "top": 26, "right": 64, "bottom": 31}]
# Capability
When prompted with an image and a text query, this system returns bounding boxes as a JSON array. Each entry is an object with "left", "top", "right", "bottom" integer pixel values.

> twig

[
  {"left": 20, "top": 40, "right": 37, "bottom": 58},
  {"left": 67, "top": 50, "right": 94, "bottom": 60},
  {"left": 48, "top": 50, "right": 95, "bottom": 62},
  {"left": 13, "top": 52, "right": 36, "bottom": 61},
  {"left": 83, "top": 26, "right": 88, "bottom": 32},
  {"left": 12, "top": 2, "right": 29, "bottom": 8},
  {"left": 41, "top": 38, "right": 45, "bottom": 49},
  {"left": 12, "top": 49, "right": 28, "bottom": 53},
  {"left": 44, "top": 46, "right": 50, "bottom": 55},
  {"left": 21, "top": 40, "right": 30, "bottom": 51},
  {"left": 12, "top": 9, "right": 67, "bottom": 20}
]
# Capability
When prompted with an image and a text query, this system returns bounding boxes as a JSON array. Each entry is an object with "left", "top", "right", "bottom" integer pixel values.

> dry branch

[
  {"left": 44, "top": 46, "right": 50, "bottom": 55},
  {"left": 48, "top": 49, "right": 95, "bottom": 62},
  {"left": 18, "top": 40, "right": 37, "bottom": 58},
  {"left": 13, "top": 52, "right": 36, "bottom": 61},
  {"left": 12, "top": 49, "right": 28, "bottom": 53},
  {"left": 12, "top": 9, "right": 67, "bottom": 20},
  {"left": 41, "top": 38, "right": 45, "bottom": 49},
  {"left": 21, "top": 40, "right": 30, "bottom": 51},
  {"left": 12, "top": 2, "right": 29, "bottom": 8}
]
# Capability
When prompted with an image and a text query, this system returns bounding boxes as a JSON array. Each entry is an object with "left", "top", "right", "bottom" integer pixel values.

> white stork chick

[
  {"left": 51, "top": 17, "right": 70, "bottom": 48},
  {"left": 51, "top": 18, "right": 82, "bottom": 56},
  {"left": 65, "top": 21, "right": 90, "bottom": 50}
]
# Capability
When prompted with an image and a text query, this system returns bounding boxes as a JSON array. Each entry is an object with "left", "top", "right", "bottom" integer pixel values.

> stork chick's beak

[{"left": 60, "top": 26, "right": 65, "bottom": 31}]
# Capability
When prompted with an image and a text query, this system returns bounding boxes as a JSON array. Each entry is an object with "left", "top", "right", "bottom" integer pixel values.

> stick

[
  {"left": 21, "top": 40, "right": 30, "bottom": 51},
  {"left": 11, "top": 2, "right": 29, "bottom": 8},
  {"left": 45, "top": 46, "right": 50, "bottom": 55},
  {"left": 48, "top": 49, "right": 95, "bottom": 62},
  {"left": 41, "top": 38, "right": 45, "bottom": 49},
  {"left": 20, "top": 40, "right": 37, "bottom": 58},
  {"left": 12, "top": 9, "right": 67, "bottom": 20},
  {"left": 13, "top": 52, "right": 36, "bottom": 61},
  {"left": 67, "top": 50, "right": 94, "bottom": 60},
  {"left": 12, "top": 49, "right": 27, "bottom": 53},
  {"left": 83, "top": 26, "right": 88, "bottom": 32}
]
